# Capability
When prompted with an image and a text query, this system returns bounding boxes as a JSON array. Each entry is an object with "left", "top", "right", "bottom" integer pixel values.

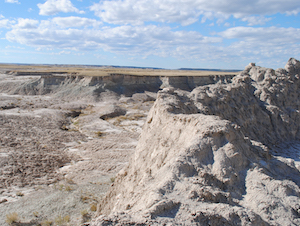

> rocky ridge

[
  {"left": 91, "top": 58, "right": 300, "bottom": 225},
  {"left": 0, "top": 72, "right": 234, "bottom": 98}
]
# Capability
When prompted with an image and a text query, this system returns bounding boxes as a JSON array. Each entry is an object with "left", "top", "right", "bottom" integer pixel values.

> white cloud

[
  {"left": 4, "top": 17, "right": 300, "bottom": 68},
  {"left": 5, "top": 20, "right": 221, "bottom": 57},
  {"left": 5, "top": 0, "right": 20, "bottom": 3},
  {"left": 218, "top": 26, "right": 300, "bottom": 63},
  {"left": 38, "top": 0, "right": 84, "bottom": 16},
  {"left": 90, "top": 0, "right": 201, "bottom": 26},
  {"left": 220, "top": 26, "right": 300, "bottom": 44},
  {"left": 240, "top": 16, "right": 272, "bottom": 26},
  {"left": 50, "top": 50, "right": 72, "bottom": 55},
  {"left": 13, "top": 18, "right": 39, "bottom": 29},
  {"left": 0, "top": 16, "right": 15, "bottom": 29},
  {"left": 90, "top": 0, "right": 300, "bottom": 25},
  {"left": 5, "top": 45, "right": 25, "bottom": 50},
  {"left": 0, "top": 19, "right": 11, "bottom": 28},
  {"left": 51, "top": 17, "right": 102, "bottom": 28}
]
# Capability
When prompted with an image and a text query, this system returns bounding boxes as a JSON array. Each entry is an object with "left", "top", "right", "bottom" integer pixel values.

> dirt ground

[{"left": 0, "top": 71, "right": 155, "bottom": 225}]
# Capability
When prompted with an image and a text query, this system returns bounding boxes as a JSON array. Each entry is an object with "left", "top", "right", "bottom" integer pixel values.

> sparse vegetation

[
  {"left": 16, "top": 191, "right": 24, "bottom": 197},
  {"left": 5, "top": 212, "right": 19, "bottom": 225},
  {"left": 68, "top": 128, "right": 79, "bottom": 132},
  {"left": 0, "top": 64, "right": 239, "bottom": 77},
  {"left": 90, "top": 203, "right": 97, "bottom": 212},
  {"left": 73, "top": 120, "right": 80, "bottom": 126},
  {"left": 95, "top": 131, "right": 105, "bottom": 137},
  {"left": 35, "top": 185, "right": 44, "bottom": 190},
  {"left": 65, "top": 178, "right": 75, "bottom": 184},
  {"left": 59, "top": 184, "right": 64, "bottom": 191},
  {"left": 64, "top": 215, "right": 70, "bottom": 223},
  {"left": 60, "top": 125, "right": 68, "bottom": 131},
  {"left": 54, "top": 215, "right": 70, "bottom": 225},
  {"left": 112, "top": 113, "right": 145, "bottom": 126},
  {"left": 33, "top": 211, "right": 39, "bottom": 218},
  {"left": 54, "top": 183, "right": 73, "bottom": 192},
  {"left": 110, "top": 177, "right": 116, "bottom": 183},
  {"left": 65, "top": 185, "right": 72, "bottom": 192},
  {"left": 81, "top": 209, "right": 91, "bottom": 223},
  {"left": 40, "top": 220, "right": 53, "bottom": 226},
  {"left": 80, "top": 209, "right": 88, "bottom": 216},
  {"left": 80, "top": 195, "right": 90, "bottom": 203}
]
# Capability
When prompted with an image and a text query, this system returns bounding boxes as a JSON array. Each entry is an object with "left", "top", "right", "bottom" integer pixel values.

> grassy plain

[{"left": 0, "top": 63, "right": 240, "bottom": 77}]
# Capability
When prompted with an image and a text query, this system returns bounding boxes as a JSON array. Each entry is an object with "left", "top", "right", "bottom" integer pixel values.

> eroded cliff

[
  {"left": 0, "top": 72, "right": 234, "bottom": 98},
  {"left": 92, "top": 58, "right": 300, "bottom": 225}
]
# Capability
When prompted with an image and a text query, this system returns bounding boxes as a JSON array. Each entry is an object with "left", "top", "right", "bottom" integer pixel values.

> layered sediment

[
  {"left": 91, "top": 58, "right": 300, "bottom": 225},
  {"left": 0, "top": 72, "right": 234, "bottom": 97}
]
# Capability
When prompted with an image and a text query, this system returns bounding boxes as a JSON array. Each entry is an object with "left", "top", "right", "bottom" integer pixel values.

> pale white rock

[{"left": 92, "top": 59, "right": 300, "bottom": 225}]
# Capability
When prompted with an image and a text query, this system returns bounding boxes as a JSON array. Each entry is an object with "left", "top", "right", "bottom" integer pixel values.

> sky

[{"left": 0, "top": 0, "right": 300, "bottom": 69}]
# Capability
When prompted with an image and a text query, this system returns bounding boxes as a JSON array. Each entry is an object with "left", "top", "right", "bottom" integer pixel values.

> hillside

[{"left": 91, "top": 58, "right": 300, "bottom": 225}]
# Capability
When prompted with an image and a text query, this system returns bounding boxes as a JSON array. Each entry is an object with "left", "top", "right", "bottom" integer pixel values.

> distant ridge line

[
  {"left": 179, "top": 68, "right": 241, "bottom": 72},
  {"left": 0, "top": 63, "right": 241, "bottom": 72}
]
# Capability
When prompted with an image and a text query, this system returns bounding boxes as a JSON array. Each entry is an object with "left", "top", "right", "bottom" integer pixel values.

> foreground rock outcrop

[{"left": 92, "top": 58, "right": 300, "bottom": 225}]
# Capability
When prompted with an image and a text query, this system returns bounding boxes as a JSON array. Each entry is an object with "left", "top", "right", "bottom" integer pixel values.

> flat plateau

[{"left": 0, "top": 64, "right": 240, "bottom": 77}]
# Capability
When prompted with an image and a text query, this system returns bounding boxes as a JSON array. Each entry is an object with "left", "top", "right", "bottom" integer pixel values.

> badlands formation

[
  {"left": 0, "top": 65, "right": 235, "bottom": 225},
  {"left": 0, "top": 59, "right": 299, "bottom": 225},
  {"left": 92, "top": 58, "right": 300, "bottom": 226}
]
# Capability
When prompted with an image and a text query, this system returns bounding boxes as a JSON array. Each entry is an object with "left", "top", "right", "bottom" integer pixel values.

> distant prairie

[{"left": 0, "top": 63, "right": 241, "bottom": 77}]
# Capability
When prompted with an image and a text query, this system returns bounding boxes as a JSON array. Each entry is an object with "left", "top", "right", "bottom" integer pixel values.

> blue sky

[{"left": 0, "top": 0, "right": 300, "bottom": 69}]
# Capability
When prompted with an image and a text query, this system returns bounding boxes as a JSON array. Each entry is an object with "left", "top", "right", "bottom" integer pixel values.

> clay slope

[{"left": 92, "top": 58, "right": 300, "bottom": 226}]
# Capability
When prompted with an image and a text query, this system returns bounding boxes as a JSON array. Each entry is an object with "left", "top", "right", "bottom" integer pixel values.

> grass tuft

[
  {"left": 112, "top": 113, "right": 145, "bottom": 126},
  {"left": 81, "top": 209, "right": 91, "bottom": 223},
  {"left": 54, "top": 215, "right": 70, "bottom": 225},
  {"left": 16, "top": 191, "right": 24, "bottom": 197},
  {"left": 40, "top": 220, "right": 53, "bottom": 226},
  {"left": 90, "top": 203, "right": 97, "bottom": 212},
  {"left": 95, "top": 131, "right": 105, "bottom": 137},
  {"left": 65, "top": 185, "right": 73, "bottom": 192},
  {"left": 5, "top": 212, "right": 19, "bottom": 225},
  {"left": 33, "top": 211, "right": 39, "bottom": 218}
]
